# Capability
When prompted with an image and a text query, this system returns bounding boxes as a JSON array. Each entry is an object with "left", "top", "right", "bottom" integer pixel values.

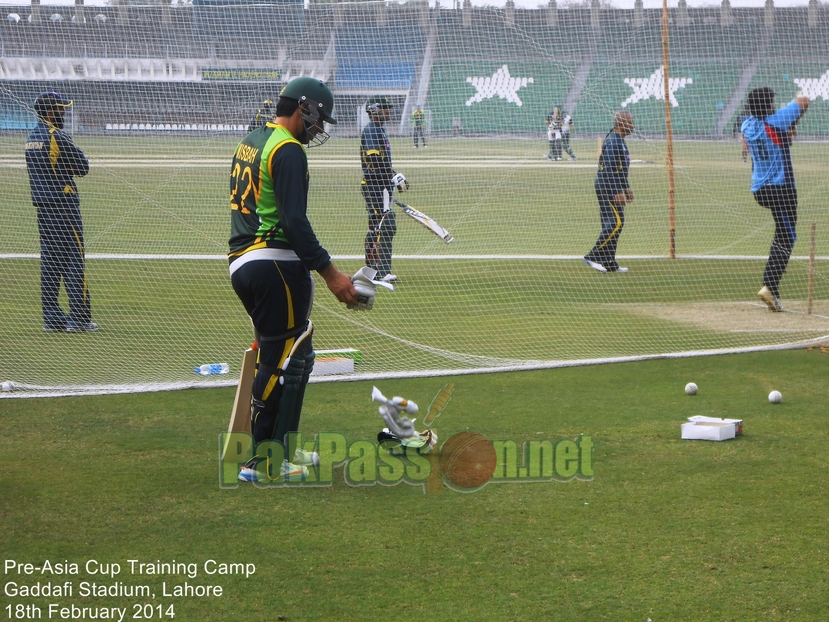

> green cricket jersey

[{"left": 228, "top": 122, "right": 331, "bottom": 272}]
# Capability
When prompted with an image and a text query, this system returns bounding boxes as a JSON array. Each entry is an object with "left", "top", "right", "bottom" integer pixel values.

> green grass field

[
  {"left": 1, "top": 134, "right": 828, "bottom": 390},
  {"left": 2, "top": 349, "right": 829, "bottom": 620}
]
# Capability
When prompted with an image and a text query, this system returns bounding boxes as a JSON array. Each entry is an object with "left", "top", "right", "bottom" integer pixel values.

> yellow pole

[
  {"left": 808, "top": 222, "right": 816, "bottom": 315},
  {"left": 662, "top": 0, "right": 676, "bottom": 259}
]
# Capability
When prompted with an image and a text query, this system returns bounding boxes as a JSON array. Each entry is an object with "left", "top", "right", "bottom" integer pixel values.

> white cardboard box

[
  {"left": 311, "top": 356, "right": 355, "bottom": 376},
  {"left": 681, "top": 416, "right": 744, "bottom": 441}
]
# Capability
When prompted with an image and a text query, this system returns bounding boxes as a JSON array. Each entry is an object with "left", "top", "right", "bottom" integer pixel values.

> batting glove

[
  {"left": 372, "top": 386, "right": 418, "bottom": 438},
  {"left": 348, "top": 266, "right": 394, "bottom": 311},
  {"left": 348, "top": 267, "right": 378, "bottom": 311},
  {"left": 391, "top": 172, "right": 409, "bottom": 192}
]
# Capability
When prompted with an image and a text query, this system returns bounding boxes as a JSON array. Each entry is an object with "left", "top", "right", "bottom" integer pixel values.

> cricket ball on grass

[{"left": 439, "top": 432, "right": 497, "bottom": 490}]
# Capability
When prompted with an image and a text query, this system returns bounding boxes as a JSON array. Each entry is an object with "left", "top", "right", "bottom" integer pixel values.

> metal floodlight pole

[{"left": 662, "top": 0, "right": 677, "bottom": 260}]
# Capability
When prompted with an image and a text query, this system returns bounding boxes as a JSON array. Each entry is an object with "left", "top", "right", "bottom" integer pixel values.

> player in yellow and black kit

[
  {"left": 228, "top": 77, "right": 358, "bottom": 482},
  {"left": 246, "top": 99, "right": 273, "bottom": 132},
  {"left": 361, "top": 95, "right": 409, "bottom": 283},
  {"left": 411, "top": 104, "right": 427, "bottom": 149}
]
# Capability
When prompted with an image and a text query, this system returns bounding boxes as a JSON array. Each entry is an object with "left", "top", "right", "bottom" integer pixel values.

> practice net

[{"left": 1, "top": 0, "right": 828, "bottom": 396}]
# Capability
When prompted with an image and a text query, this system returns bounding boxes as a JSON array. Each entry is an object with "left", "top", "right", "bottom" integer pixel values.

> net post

[{"left": 807, "top": 222, "right": 816, "bottom": 315}]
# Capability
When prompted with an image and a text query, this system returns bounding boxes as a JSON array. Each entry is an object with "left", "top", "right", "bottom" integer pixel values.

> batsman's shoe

[
  {"left": 66, "top": 321, "right": 98, "bottom": 333},
  {"left": 238, "top": 458, "right": 308, "bottom": 482},
  {"left": 379, "top": 274, "right": 398, "bottom": 283},
  {"left": 292, "top": 448, "right": 319, "bottom": 467},
  {"left": 607, "top": 264, "right": 629, "bottom": 273},
  {"left": 758, "top": 286, "right": 784, "bottom": 312},
  {"left": 583, "top": 257, "right": 608, "bottom": 273},
  {"left": 238, "top": 458, "right": 263, "bottom": 483},
  {"left": 281, "top": 460, "right": 309, "bottom": 482}
]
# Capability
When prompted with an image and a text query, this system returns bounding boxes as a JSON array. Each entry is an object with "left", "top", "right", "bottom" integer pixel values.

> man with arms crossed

[
  {"left": 584, "top": 111, "right": 635, "bottom": 274},
  {"left": 26, "top": 91, "right": 96, "bottom": 332},
  {"left": 742, "top": 87, "right": 809, "bottom": 312},
  {"left": 228, "top": 77, "right": 359, "bottom": 482}
]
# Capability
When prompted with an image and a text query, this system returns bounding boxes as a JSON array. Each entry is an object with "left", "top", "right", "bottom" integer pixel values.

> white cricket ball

[
  {"left": 769, "top": 390, "right": 783, "bottom": 404},
  {"left": 685, "top": 382, "right": 698, "bottom": 395},
  {"left": 1, "top": 381, "right": 14, "bottom": 392}
]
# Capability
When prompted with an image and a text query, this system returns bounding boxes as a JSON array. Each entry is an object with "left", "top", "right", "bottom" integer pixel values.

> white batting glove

[
  {"left": 348, "top": 266, "right": 378, "bottom": 311},
  {"left": 372, "top": 386, "right": 418, "bottom": 438},
  {"left": 391, "top": 172, "right": 408, "bottom": 192}
]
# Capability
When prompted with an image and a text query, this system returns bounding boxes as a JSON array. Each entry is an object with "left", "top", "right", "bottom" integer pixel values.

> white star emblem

[
  {"left": 793, "top": 70, "right": 829, "bottom": 100},
  {"left": 621, "top": 65, "right": 693, "bottom": 108},
  {"left": 466, "top": 65, "right": 534, "bottom": 107}
]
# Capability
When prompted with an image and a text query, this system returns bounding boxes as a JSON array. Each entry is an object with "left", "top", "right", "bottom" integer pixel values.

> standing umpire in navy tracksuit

[
  {"left": 25, "top": 91, "right": 97, "bottom": 332},
  {"left": 583, "top": 111, "right": 635, "bottom": 274}
]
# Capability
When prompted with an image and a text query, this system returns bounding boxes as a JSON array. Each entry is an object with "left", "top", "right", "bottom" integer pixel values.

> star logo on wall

[
  {"left": 793, "top": 70, "right": 829, "bottom": 100},
  {"left": 622, "top": 65, "right": 693, "bottom": 108},
  {"left": 466, "top": 65, "right": 534, "bottom": 107}
]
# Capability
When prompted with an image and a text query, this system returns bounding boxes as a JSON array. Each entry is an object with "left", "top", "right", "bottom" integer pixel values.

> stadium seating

[
  {"left": 333, "top": 24, "right": 423, "bottom": 91},
  {"left": 1, "top": 4, "right": 827, "bottom": 136}
]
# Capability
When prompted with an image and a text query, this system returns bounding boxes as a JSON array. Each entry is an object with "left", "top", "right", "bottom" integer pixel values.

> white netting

[{"left": 1, "top": 0, "right": 828, "bottom": 396}]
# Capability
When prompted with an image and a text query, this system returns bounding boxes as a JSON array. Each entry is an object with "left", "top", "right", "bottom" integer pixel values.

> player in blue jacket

[
  {"left": 741, "top": 87, "right": 810, "bottom": 311},
  {"left": 25, "top": 91, "right": 96, "bottom": 332},
  {"left": 583, "top": 111, "right": 635, "bottom": 273}
]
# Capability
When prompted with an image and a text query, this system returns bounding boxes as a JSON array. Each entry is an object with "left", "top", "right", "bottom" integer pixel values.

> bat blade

[
  {"left": 228, "top": 346, "right": 257, "bottom": 435},
  {"left": 394, "top": 199, "right": 453, "bottom": 243},
  {"left": 221, "top": 345, "right": 257, "bottom": 462}
]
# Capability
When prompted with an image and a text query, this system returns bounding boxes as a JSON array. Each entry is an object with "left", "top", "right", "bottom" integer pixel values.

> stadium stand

[
  {"left": 1, "top": 3, "right": 827, "bottom": 136},
  {"left": 333, "top": 24, "right": 423, "bottom": 90}
]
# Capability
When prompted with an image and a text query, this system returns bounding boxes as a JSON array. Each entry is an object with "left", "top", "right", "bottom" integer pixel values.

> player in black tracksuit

[
  {"left": 361, "top": 95, "right": 408, "bottom": 282},
  {"left": 584, "top": 112, "right": 635, "bottom": 273},
  {"left": 25, "top": 91, "right": 95, "bottom": 332}
]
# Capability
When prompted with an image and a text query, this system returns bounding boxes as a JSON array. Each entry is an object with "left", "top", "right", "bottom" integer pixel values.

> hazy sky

[{"left": 0, "top": 0, "right": 818, "bottom": 8}]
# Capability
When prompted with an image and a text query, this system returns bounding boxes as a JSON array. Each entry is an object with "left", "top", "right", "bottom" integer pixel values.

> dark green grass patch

[{"left": 2, "top": 349, "right": 828, "bottom": 620}]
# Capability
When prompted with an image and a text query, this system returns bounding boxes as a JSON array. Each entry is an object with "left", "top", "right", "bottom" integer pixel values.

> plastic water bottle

[{"left": 195, "top": 363, "right": 229, "bottom": 376}]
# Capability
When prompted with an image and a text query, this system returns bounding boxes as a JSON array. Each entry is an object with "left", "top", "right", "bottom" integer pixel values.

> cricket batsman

[
  {"left": 228, "top": 77, "right": 359, "bottom": 482},
  {"left": 361, "top": 95, "right": 408, "bottom": 283}
]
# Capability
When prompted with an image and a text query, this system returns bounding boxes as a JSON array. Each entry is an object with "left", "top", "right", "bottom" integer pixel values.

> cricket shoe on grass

[
  {"left": 238, "top": 458, "right": 261, "bottom": 482},
  {"left": 607, "top": 264, "right": 629, "bottom": 273},
  {"left": 292, "top": 448, "right": 319, "bottom": 467},
  {"left": 758, "top": 286, "right": 784, "bottom": 312},
  {"left": 583, "top": 257, "right": 608, "bottom": 273},
  {"left": 280, "top": 460, "right": 309, "bottom": 481},
  {"left": 238, "top": 458, "right": 309, "bottom": 483},
  {"left": 66, "top": 321, "right": 98, "bottom": 333},
  {"left": 379, "top": 274, "right": 398, "bottom": 283}
]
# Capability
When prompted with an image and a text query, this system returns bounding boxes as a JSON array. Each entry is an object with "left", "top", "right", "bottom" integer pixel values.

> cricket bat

[
  {"left": 220, "top": 343, "right": 257, "bottom": 462},
  {"left": 393, "top": 199, "right": 454, "bottom": 243},
  {"left": 228, "top": 343, "right": 257, "bottom": 435}
]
